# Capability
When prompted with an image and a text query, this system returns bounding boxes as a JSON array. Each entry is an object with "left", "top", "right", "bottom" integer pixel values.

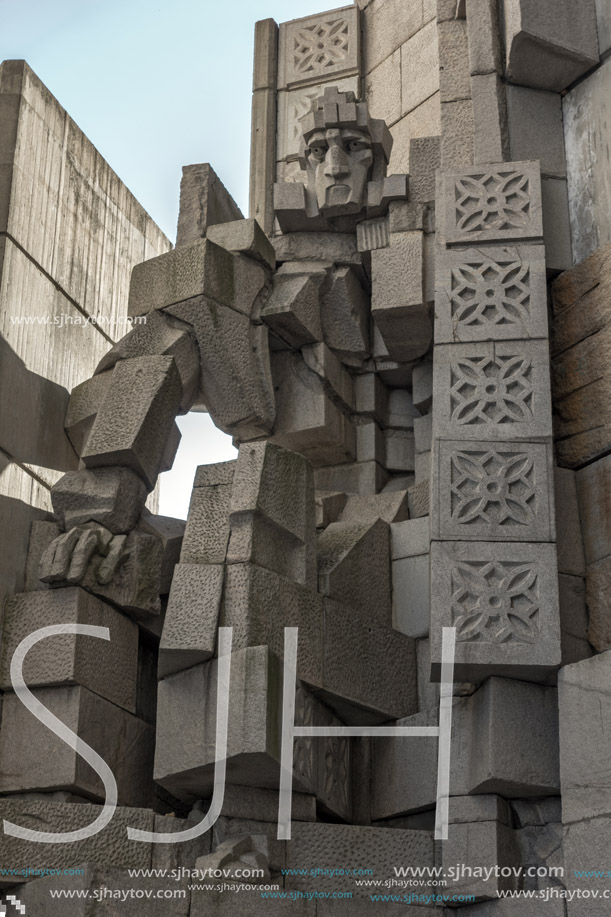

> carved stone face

[{"left": 305, "top": 127, "right": 374, "bottom": 217}]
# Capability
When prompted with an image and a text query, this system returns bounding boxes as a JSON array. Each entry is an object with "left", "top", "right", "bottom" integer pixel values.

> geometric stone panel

[
  {"left": 435, "top": 245, "right": 548, "bottom": 343},
  {"left": 433, "top": 341, "right": 553, "bottom": 442},
  {"left": 432, "top": 440, "right": 555, "bottom": 542},
  {"left": 430, "top": 541, "right": 561, "bottom": 683},
  {"left": 278, "top": 7, "right": 360, "bottom": 90},
  {"left": 440, "top": 161, "right": 543, "bottom": 246}
]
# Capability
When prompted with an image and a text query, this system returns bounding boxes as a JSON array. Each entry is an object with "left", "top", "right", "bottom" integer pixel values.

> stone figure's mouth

[{"left": 325, "top": 183, "right": 351, "bottom": 206}]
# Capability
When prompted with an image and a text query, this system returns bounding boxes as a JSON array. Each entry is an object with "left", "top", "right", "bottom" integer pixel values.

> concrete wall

[{"left": 0, "top": 60, "right": 171, "bottom": 605}]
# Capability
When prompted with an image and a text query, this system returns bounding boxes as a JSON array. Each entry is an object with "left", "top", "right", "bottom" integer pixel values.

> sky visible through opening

[{"left": 1, "top": 0, "right": 331, "bottom": 517}]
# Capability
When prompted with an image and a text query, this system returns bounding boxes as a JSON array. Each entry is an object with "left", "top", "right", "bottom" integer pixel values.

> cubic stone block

[
  {"left": 158, "top": 564, "right": 224, "bottom": 678},
  {"left": 450, "top": 677, "right": 560, "bottom": 797},
  {"left": 371, "top": 711, "right": 438, "bottom": 819},
  {"left": 371, "top": 231, "right": 432, "bottom": 362},
  {"left": 128, "top": 238, "right": 266, "bottom": 319},
  {"left": 64, "top": 371, "right": 113, "bottom": 454},
  {"left": 261, "top": 271, "right": 323, "bottom": 349},
  {"left": 385, "top": 429, "right": 416, "bottom": 472},
  {"left": 180, "top": 461, "right": 235, "bottom": 565},
  {"left": 0, "top": 685, "right": 154, "bottom": 806},
  {"left": 408, "top": 136, "right": 441, "bottom": 202},
  {"left": 270, "top": 351, "right": 356, "bottom": 468},
  {"left": 440, "top": 161, "right": 543, "bottom": 246},
  {"left": 321, "top": 598, "right": 417, "bottom": 725},
  {"left": 227, "top": 441, "right": 316, "bottom": 587},
  {"left": 51, "top": 467, "right": 148, "bottom": 535},
  {"left": 506, "top": 86, "right": 566, "bottom": 178},
  {"left": 284, "top": 823, "right": 433, "bottom": 898},
  {"left": 221, "top": 563, "right": 324, "bottom": 689},
  {"left": 207, "top": 218, "right": 276, "bottom": 270},
  {"left": 0, "top": 587, "right": 138, "bottom": 712},
  {"left": 154, "top": 646, "right": 350, "bottom": 818},
  {"left": 559, "top": 573, "right": 592, "bottom": 665},
  {"left": 430, "top": 541, "right": 562, "bottom": 682},
  {"left": 400, "top": 19, "right": 440, "bottom": 116},
  {"left": 466, "top": 0, "right": 502, "bottom": 75},
  {"left": 0, "top": 799, "right": 155, "bottom": 877},
  {"left": 317, "top": 518, "right": 390, "bottom": 623},
  {"left": 542, "top": 177, "right": 572, "bottom": 273},
  {"left": 320, "top": 265, "right": 370, "bottom": 364},
  {"left": 503, "top": 0, "right": 599, "bottom": 92},
  {"left": 438, "top": 20, "right": 471, "bottom": 103},
  {"left": 393, "top": 554, "right": 430, "bottom": 638},
  {"left": 431, "top": 440, "right": 555, "bottom": 542},
  {"left": 176, "top": 162, "right": 243, "bottom": 247},
  {"left": 433, "top": 341, "right": 553, "bottom": 443},
  {"left": 414, "top": 413, "right": 432, "bottom": 453},
  {"left": 338, "top": 491, "right": 409, "bottom": 525},
  {"left": 442, "top": 795, "right": 521, "bottom": 901},
  {"left": 81, "top": 355, "right": 183, "bottom": 489},
  {"left": 435, "top": 245, "right": 548, "bottom": 343},
  {"left": 391, "top": 516, "right": 430, "bottom": 559},
  {"left": 471, "top": 73, "right": 509, "bottom": 165}
]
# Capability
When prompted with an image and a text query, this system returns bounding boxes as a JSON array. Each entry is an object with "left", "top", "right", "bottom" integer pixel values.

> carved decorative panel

[
  {"left": 433, "top": 341, "right": 553, "bottom": 442},
  {"left": 430, "top": 541, "right": 561, "bottom": 683},
  {"left": 278, "top": 7, "right": 360, "bottom": 90},
  {"left": 435, "top": 246, "right": 548, "bottom": 343},
  {"left": 442, "top": 162, "right": 543, "bottom": 245},
  {"left": 432, "top": 440, "right": 554, "bottom": 542}
]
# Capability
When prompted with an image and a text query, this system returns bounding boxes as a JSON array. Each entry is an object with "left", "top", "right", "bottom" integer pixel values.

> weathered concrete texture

[
  {"left": 262, "top": 270, "right": 323, "bottom": 348},
  {"left": 559, "top": 573, "right": 593, "bottom": 665},
  {"left": 228, "top": 442, "right": 316, "bottom": 587},
  {"left": 554, "top": 467, "right": 586, "bottom": 576},
  {"left": 81, "top": 355, "right": 183, "bottom": 489},
  {"left": 284, "top": 823, "right": 433, "bottom": 898},
  {"left": 371, "top": 710, "right": 438, "bottom": 818},
  {"left": 467, "top": 0, "right": 502, "bottom": 75},
  {"left": 408, "top": 136, "right": 441, "bottom": 202},
  {"left": 430, "top": 541, "right": 562, "bottom": 683},
  {"left": 50, "top": 467, "right": 148, "bottom": 534},
  {"left": 542, "top": 177, "right": 573, "bottom": 274},
  {"left": 317, "top": 518, "right": 390, "bottom": 623},
  {"left": 440, "top": 99, "right": 475, "bottom": 171},
  {"left": 450, "top": 677, "right": 560, "bottom": 797},
  {"left": 471, "top": 73, "right": 509, "bottom": 165},
  {"left": 0, "top": 588, "right": 138, "bottom": 711},
  {"left": 552, "top": 244, "right": 611, "bottom": 468},
  {"left": 585, "top": 556, "right": 611, "bottom": 652},
  {"left": 154, "top": 646, "right": 351, "bottom": 818},
  {"left": 371, "top": 231, "right": 432, "bottom": 362},
  {"left": 564, "top": 56, "right": 611, "bottom": 263},
  {"left": 158, "top": 564, "right": 223, "bottom": 678},
  {"left": 320, "top": 266, "right": 370, "bottom": 364},
  {"left": 0, "top": 799, "right": 158, "bottom": 878},
  {"left": 559, "top": 651, "right": 611, "bottom": 863},
  {"left": 503, "top": 0, "right": 599, "bottom": 92},
  {"left": 208, "top": 218, "right": 275, "bottom": 270},
  {"left": 506, "top": 86, "right": 566, "bottom": 178},
  {"left": 596, "top": 0, "right": 611, "bottom": 55},
  {"left": 315, "top": 460, "right": 389, "bottom": 495},
  {"left": 270, "top": 351, "right": 355, "bottom": 467},
  {"left": 363, "top": 0, "right": 424, "bottom": 74},
  {"left": 442, "top": 796, "right": 521, "bottom": 901},
  {"left": 176, "top": 163, "right": 243, "bottom": 247},
  {"left": 393, "top": 553, "right": 430, "bottom": 637},
  {"left": 180, "top": 461, "right": 235, "bottom": 564},
  {"left": 575, "top": 455, "right": 611, "bottom": 565},
  {"left": 339, "top": 491, "right": 409, "bottom": 524},
  {"left": 388, "top": 95, "right": 441, "bottom": 177},
  {"left": 438, "top": 20, "right": 472, "bottom": 103},
  {"left": 222, "top": 563, "right": 324, "bottom": 689},
  {"left": 0, "top": 685, "right": 154, "bottom": 805},
  {"left": 401, "top": 20, "right": 440, "bottom": 117}
]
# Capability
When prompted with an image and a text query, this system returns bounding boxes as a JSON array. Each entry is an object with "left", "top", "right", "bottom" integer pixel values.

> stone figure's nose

[{"left": 324, "top": 144, "right": 350, "bottom": 178}]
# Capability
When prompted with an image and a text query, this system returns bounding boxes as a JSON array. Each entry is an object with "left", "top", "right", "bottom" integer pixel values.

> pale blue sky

[{"left": 1, "top": 0, "right": 333, "bottom": 518}]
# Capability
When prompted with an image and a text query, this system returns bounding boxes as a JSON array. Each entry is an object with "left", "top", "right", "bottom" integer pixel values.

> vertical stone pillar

[{"left": 430, "top": 159, "right": 561, "bottom": 683}]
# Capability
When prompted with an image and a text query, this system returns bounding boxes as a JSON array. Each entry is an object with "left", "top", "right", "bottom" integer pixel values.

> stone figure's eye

[
  {"left": 309, "top": 144, "right": 327, "bottom": 160},
  {"left": 346, "top": 140, "right": 366, "bottom": 152}
]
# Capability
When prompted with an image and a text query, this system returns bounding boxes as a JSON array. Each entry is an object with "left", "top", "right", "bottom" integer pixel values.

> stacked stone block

[{"left": 430, "top": 160, "right": 561, "bottom": 683}]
